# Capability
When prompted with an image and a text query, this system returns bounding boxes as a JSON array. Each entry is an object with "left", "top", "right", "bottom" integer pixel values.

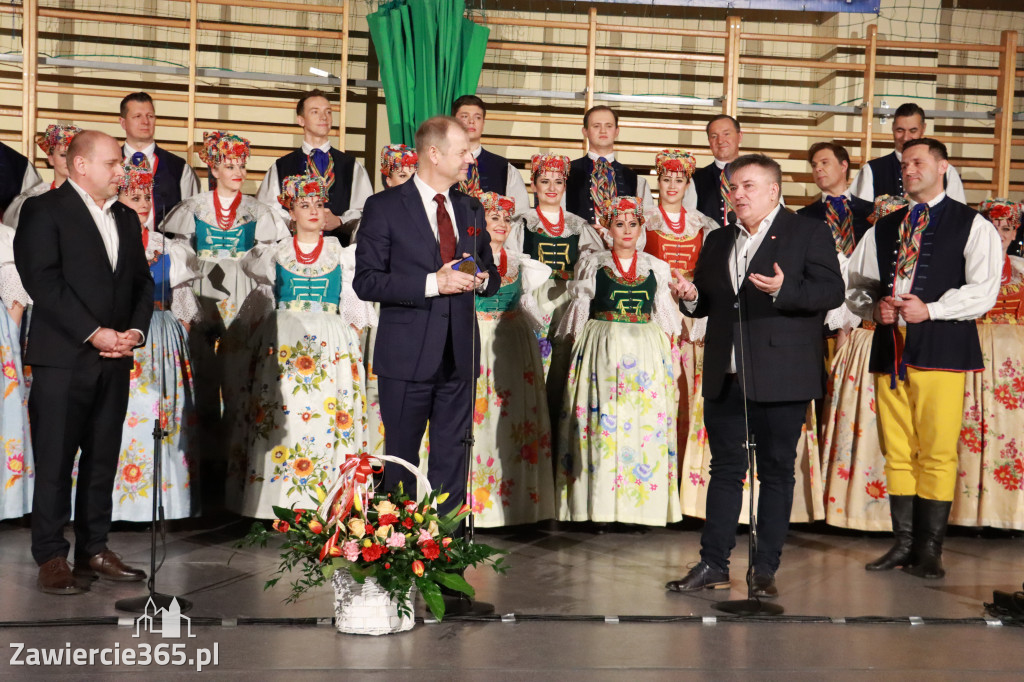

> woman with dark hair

[{"left": 555, "top": 196, "right": 682, "bottom": 526}]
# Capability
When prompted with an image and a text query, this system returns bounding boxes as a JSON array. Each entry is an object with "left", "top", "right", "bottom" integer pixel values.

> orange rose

[
  {"left": 295, "top": 355, "right": 316, "bottom": 375},
  {"left": 122, "top": 463, "right": 142, "bottom": 484},
  {"left": 292, "top": 457, "right": 313, "bottom": 476}
]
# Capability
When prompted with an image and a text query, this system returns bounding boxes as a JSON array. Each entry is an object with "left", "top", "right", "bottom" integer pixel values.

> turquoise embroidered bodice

[
  {"left": 194, "top": 217, "right": 257, "bottom": 255},
  {"left": 274, "top": 263, "right": 342, "bottom": 305}
]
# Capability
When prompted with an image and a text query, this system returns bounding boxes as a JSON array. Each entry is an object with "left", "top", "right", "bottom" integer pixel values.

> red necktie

[{"left": 434, "top": 194, "right": 456, "bottom": 263}]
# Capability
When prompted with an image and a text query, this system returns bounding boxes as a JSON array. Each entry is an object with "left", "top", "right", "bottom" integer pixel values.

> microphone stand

[
  {"left": 117, "top": 230, "right": 192, "bottom": 615},
  {"left": 714, "top": 210, "right": 783, "bottom": 617},
  {"left": 443, "top": 196, "right": 494, "bottom": 618}
]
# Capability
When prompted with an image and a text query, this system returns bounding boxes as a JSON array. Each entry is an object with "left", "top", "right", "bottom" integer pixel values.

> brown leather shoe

[
  {"left": 38, "top": 557, "right": 88, "bottom": 595},
  {"left": 74, "top": 550, "right": 146, "bottom": 582}
]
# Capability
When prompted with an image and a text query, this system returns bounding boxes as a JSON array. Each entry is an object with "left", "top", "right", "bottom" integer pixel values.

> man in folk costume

[
  {"left": 257, "top": 89, "right": 373, "bottom": 246},
  {"left": 0, "top": 141, "right": 43, "bottom": 215},
  {"left": 451, "top": 95, "right": 530, "bottom": 213},
  {"left": 797, "top": 141, "right": 876, "bottom": 348},
  {"left": 846, "top": 138, "right": 1000, "bottom": 579},
  {"left": 850, "top": 102, "right": 966, "bottom": 204},
  {"left": 685, "top": 115, "right": 745, "bottom": 228},
  {"left": 119, "top": 92, "right": 200, "bottom": 230},
  {"left": 565, "top": 105, "right": 653, "bottom": 225},
  {"left": 4, "top": 124, "right": 81, "bottom": 228}
]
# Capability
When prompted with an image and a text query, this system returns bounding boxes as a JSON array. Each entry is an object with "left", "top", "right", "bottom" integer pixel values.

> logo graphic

[{"left": 133, "top": 598, "right": 195, "bottom": 639}]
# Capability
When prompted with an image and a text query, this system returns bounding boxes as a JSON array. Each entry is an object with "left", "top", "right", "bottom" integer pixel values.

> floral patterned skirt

[
  {"left": 470, "top": 312, "right": 555, "bottom": 527},
  {"left": 820, "top": 324, "right": 1024, "bottom": 530},
  {"left": 0, "top": 308, "right": 32, "bottom": 520},
  {"left": 679, "top": 352, "right": 824, "bottom": 524},
  {"left": 954, "top": 323, "right": 1024, "bottom": 529},
  {"left": 105, "top": 310, "right": 197, "bottom": 521},
  {"left": 556, "top": 319, "right": 681, "bottom": 526},
  {"left": 228, "top": 309, "right": 368, "bottom": 519}
]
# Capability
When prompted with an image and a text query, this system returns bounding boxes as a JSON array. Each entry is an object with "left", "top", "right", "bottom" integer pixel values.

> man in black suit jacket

[
  {"left": 354, "top": 117, "right": 499, "bottom": 524},
  {"left": 666, "top": 154, "right": 844, "bottom": 598},
  {"left": 15, "top": 131, "right": 154, "bottom": 595},
  {"left": 798, "top": 142, "right": 874, "bottom": 247}
]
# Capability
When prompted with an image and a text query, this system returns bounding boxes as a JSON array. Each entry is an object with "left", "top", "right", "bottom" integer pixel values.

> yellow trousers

[{"left": 874, "top": 367, "right": 966, "bottom": 502}]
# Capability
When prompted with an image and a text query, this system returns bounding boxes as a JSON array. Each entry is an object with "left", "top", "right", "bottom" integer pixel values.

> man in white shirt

[
  {"left": 849, "top": 102, "right": 966, "bottom": 204},
  {"left": 15, "top": 130, "right": 154, "bottom": 595},
  {"left": 564, "top": 106, "right": 654, "bottom": 224},
  {"left": 451, "top": 95, "right": 530, "bottom": 212},
  {"left": 846, "top": 137, "right": 999, "bottom": 580},
  {"left": 119, "top": 92, "right": 200, "bottom": 229},
  {"left": 257, "top": 89, "right": 373, "bottom": 246}
]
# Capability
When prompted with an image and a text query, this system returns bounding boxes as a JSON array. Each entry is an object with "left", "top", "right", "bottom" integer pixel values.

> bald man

[{"left": 15, "top": 130, "right": 154, "bottom": 595}]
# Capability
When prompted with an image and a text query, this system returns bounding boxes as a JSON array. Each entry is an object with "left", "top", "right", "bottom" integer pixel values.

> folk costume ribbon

[
  {"left": 459, "top": 160, "right": 482, "bottom": 197},
  {"left": 825, "top": 195, "right": 855, "bottom": 256},
  {"left": 307, "top": 148, "right": 336, "bottom": 191},
  {"left": 719, "top": 165, "right": 734, "bottom": 224},
  {"left": 590, "top": 156, "right": 615, "bottom": 219},
  {"left": 897, "top": 203, "right": 929, "bottom": 279}
]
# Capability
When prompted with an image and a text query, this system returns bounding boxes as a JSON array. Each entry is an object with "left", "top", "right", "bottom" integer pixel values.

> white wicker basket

[{"left": 332, "top": 570, "right": 416, "bottom": 635}]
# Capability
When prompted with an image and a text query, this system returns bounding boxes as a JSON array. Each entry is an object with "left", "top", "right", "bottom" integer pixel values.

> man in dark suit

[
  {"left": 666, "top": 154, "right": 844, "bottom": 598},
  {"left": 15, "top": 131, "right": 155, "bottom": 595},
  {"left": 119, "top": 92, "right": 200, "bottom": 229},
  {"left": 353, "top": 116, "right": 500, "bottom": 522},
  {"left": 451, "top": 95, "right": 530, "bottom": 211}
]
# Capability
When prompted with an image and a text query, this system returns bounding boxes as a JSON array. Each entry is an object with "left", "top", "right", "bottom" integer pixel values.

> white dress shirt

[
  {"left": 846, "top": 192, "right": 1001, "bottom": 324},
  {"left": 470, "top": 146, "right": 531, "bottom": 214},
  {"left": 256, "top": 140, "right": 374, "bottom": 227},
  {"left": 123, "top": 141, "right": 200, "bottom": 230},
  {"left": 559, "top": 150, "right": 654, "bottom": 216},
  {"left": 413, "top": 173, "right": 464, "bottom": 298},
  {"left": 684, "top": 203, "right": 783, "bottom": 372},
  {"left": 68, "top": 179, "right": 146, "bottom": 345},
  {"left": 849, "top": 150, "right": 966, "bottom": 204}
]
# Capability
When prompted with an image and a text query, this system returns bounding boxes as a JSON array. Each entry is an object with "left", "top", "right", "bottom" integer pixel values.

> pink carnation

[
  {"left": 417, "top": 528, "right": 433, "bottom": 544},
  {"left": 340, "top": 540, "right": 360, "bottom": 562},
  {"left": 385, "top": 533, "right": 406, "bottom": 549}
]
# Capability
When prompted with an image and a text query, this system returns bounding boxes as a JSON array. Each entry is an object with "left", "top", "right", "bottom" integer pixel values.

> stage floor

[{"left": 2, "top": 516, "right": 1024, "bottom": 678}]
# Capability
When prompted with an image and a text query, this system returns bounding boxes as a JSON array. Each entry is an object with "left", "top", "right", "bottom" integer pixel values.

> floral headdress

[
  {"left": 37, "top": 124, "right": 82, "bottom": 154},
  {"left": 278, "top": 173, "right": 329, "bottom": 210},
  {"left": 599, "top": 196, "right": 646, "bottom": 228},
  {"left": 530, "top": 154, "right": 570, "bottom": 180},
  {"left": 655, "top": 149, "right": 697, "bottom": 180},
  {"left": 118, "top": 154, "right": 154, "bottom": 195},
  {"left": 198, "top": 130, "right": 251, "bottom": 166},
  {"left": 872, "top": 194, "right": 910, "bottom": 224},
  {"left": 978, "top": 198, "right": 1021, "bottom": 229},
  {"left": 479, "top": 191, "right": 515, "bottom": 216},
  {"left": 379, "top": 144, "right": 418, "bottom": 176}
]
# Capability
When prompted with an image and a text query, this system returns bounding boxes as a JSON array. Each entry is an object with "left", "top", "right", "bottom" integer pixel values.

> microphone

[{"left": 727, "top": 210, "right": 737, "bottom": 226}]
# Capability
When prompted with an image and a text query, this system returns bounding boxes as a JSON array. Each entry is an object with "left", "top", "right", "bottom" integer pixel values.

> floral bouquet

[{"left": 238, "top": 454, "right": 506, "bottom": 621}]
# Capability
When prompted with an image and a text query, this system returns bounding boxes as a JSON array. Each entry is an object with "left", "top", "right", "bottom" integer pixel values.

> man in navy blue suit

[{"left": 354, "top": 116, "right": 500, "bottom": 520}]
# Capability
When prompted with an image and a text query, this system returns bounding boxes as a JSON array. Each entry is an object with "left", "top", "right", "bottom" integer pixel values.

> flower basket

[{"left": 332, "top": 570, "right": 416, "bottom": 636}]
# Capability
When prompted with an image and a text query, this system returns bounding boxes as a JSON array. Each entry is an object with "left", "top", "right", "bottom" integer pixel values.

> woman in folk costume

[
  {"left": 555, "top": 196, "right": 682, "bottom": 526},
  {"left": 106, "top": 156, "right": 202, "bottom": 520},
  {"left": 469, "top": 191, "right": 556, "bottom": 526},
  {"left": 820, "top": 195, "right": 912, "bottom": 530},
  {"left": 160, "top": 131, "right": 289, "bottom": 424},
  {"left": 0, "top": 220, "right": 32, "bottom": 519},
  {"left": 3, "top": 124, "right": 81, "bottom": 228},
  {"left": 950, "top": 199, "right": 1024, "bottom": 529},
  {"left": 642, "top": 149, "right": 718, "bottom": 446},
  {"left": 362, "top": 144, "right": 419, "bottom": 458},
  {"left": 228, "top": 173, "right": 375, "bottom": 519}
]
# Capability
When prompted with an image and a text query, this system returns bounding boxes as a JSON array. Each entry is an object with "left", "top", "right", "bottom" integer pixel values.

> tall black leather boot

[
  {"left": 903, "top": 497, "right": 952, "bottom": 579},
  {"left": 865, "top": 494, "right": 914, "bottom": 571}
]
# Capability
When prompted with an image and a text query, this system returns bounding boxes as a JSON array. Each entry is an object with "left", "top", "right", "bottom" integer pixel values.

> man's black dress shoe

[
  {"left": 749, "top": 570, "right": 778, "bottom": 599},
  {"left": 666, "top": 562, "right": 730, "bottom": 592}
]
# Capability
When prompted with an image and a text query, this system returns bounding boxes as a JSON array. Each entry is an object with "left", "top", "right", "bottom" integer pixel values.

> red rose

[
  {"left": 420, "top": 539, "right": 440, "bottom": 560},
  {"left": 308, "top": 519, "right": 323, "bottom": 534},
  {"left": 402, "top": 517, "right": 414, "bottom": 529},
  {"left": 272, "top": 520, "right": 290, "bottom": 533},
  {"left": 361, "top": 543, "right": 385, "bottom": 562},
  {"left": 378, "top": 513, "right": 398, "bottom": 527}
]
